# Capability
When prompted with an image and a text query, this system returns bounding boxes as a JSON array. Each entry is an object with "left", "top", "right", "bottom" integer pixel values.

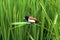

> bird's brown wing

[{"left": 29, "top": 16, "right": 40, "bottom": 23}]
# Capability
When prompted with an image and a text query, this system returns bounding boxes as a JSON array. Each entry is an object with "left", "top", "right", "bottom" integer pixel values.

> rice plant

[{"left": 0, "top": 0, "right": 60, "bottom": 40}]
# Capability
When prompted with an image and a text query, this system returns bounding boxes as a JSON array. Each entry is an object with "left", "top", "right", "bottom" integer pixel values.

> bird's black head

[{"left": 24, "top": 16, "right": 29, "bottom": 21}]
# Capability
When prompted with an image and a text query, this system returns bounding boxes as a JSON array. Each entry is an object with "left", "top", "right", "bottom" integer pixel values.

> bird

[{"left": 24, "top": 16, "right": 40, "bottom": 24}]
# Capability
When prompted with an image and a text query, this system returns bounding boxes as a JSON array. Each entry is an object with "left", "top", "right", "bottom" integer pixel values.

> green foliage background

[{"left": 0, "top": 0, "right": 60, "bottom": 40}]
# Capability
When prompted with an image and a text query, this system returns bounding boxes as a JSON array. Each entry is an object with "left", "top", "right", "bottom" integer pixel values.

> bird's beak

[{"left": 23, "top": 18, "right": 25, "bottom": 20}]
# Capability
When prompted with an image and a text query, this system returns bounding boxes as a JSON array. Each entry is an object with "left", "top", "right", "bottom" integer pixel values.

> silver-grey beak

[{"left": 23, "top": 18, "right": 25, "bottom": 19}]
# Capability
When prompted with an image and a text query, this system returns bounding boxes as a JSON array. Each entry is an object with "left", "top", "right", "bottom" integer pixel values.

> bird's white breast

[{"left": 28, "top": 19, "right": 35, "bottom": 23}]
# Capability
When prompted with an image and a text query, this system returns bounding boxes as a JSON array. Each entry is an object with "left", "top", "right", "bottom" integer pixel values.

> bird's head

[{"left": 24, "top": 16, "right": 29, "bottom": 21}]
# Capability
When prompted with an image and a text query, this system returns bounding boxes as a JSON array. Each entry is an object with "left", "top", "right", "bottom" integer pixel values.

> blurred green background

[{"left": 0, "top": 0, "right": 60, "bottom": 40}]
